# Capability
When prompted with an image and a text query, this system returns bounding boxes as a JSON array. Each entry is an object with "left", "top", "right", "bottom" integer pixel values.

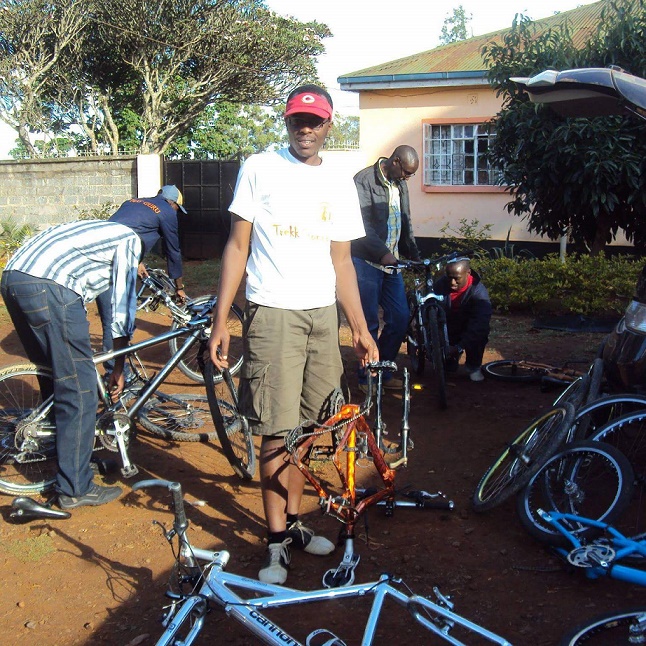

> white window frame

[{"left": 423, "top": 122, "right": 499, "bottom": 187}]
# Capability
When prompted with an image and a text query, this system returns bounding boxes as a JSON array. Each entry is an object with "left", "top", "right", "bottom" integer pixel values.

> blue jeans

[
  {"left": 1, "top": 271, "right": 97, "bottom": 497},
  {"left": 352, "top": 258, "right": 410, "bottom": 375}
]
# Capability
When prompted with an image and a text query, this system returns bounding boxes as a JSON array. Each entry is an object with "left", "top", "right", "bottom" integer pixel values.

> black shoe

[{"left": 58, "top": 483, "right": 123, "bottom": 509}]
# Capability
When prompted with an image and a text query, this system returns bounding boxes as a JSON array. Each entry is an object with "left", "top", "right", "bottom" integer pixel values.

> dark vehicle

[{"left": 511, "top": 67, "right": 646, "bottom": 392}]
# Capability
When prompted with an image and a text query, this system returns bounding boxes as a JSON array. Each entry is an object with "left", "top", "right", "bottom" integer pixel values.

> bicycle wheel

[
  {"left": 588, "top": 410, "right": 646, "bottom": 467},
  {"left": 482, "top": 360, "right": 543, "bottom": 382},
  {"left": 138, "top": 393, "right": 218, "bottom": 442},
  {"left": 553, "top": 374, "right": 590, "bottom": 410},
  {"left": 0, "top": 364, "right": 58, "bottom": 495},
  {"left": 560, "top": 608, "right": 646, "bottom": 645},
  {"left": 472, "top": 403, "right": 575, "bottom": 512},
  {"left": 169, "top": 299, "right": 244, "bottom": 384},
  {"left": 585, "top": 357, "right": 604, "bottom": 405},
  {"left": 572, "top": 393, "right": 646, "bottom": 441},
  {"left": 427, "top": 307, "right": 447, "bottom": 410},
  {"left": 203, "top": 360, "right": 256, "bottom": 480},
  {"left": 516, "top": 441, "right": 634, "bottom": 547},
  {"left": 406, "top": 298, "right": 425, "bottom": 376}
]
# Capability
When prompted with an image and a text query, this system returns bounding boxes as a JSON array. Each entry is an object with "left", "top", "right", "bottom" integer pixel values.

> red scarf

[{"left": 450, "top": 274, "right": 473, "bottom": 309}]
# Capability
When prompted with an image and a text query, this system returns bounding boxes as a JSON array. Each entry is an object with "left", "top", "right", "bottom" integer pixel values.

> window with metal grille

[{"left": 423, "top": 123, "right": 500, "bottom": 186}]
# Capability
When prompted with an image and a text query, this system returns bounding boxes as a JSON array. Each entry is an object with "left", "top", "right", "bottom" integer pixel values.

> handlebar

[
  {"left": 384, "top": 251, "right": 469, "bottom": 273},
  {"left": 133, "top": 479, "right": 188, "bottom": 532}
]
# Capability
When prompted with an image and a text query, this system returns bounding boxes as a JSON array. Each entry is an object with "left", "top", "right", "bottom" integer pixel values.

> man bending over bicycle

[
  {"left": 435, "top": 257, "right": 492, "bottom": 382},
  {"left": 209, "top": 84, "right": 377, "bottom": 586},
  {"left": 1, "top": 221, "right": 142, "bottom": 509}
]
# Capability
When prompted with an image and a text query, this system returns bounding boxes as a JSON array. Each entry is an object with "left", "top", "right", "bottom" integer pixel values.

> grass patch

[
  {"left": 2, "top": 535, "right": 56, "bottom": 562},
  {"left": 146, "top": 254, "right": 221, "bottom": 296}
]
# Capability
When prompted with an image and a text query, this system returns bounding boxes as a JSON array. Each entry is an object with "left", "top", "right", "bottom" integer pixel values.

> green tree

[
  {"left": 483, "top": 0, "right": 646, "bottom": 255},
  {"left": 325, "top": 114, "right": 359, "bottom": 149},
  {"left": 0, "top": 0, "right": 330, "bottom": 156},
  {"left": 439, "top": 5, "right": 472, "bottom": 45},
  {"left": 167, "top": 102, "right": 286, "bottom": 159}
]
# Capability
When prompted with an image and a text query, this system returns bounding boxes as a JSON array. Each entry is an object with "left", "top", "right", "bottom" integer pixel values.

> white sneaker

[
  {"left": 287, "top": 520, "right": 335, "bottom": 555},
  {"left": 469, "top": 368, "right": 485, "bottom": 382},
  {"left": 258, "top": 538, "right": 291, "bottom": 584}
]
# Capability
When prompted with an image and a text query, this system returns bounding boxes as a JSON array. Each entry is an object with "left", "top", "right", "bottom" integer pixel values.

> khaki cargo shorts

[{"left": 238, "top": 302, "right": 343, "bottom": 437}]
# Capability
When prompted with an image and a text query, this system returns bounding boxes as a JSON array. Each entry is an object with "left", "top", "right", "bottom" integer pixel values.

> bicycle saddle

[
  {"left": 366, "top": 360, "right": 397, "bottom": 373},
  {"left": 9, "top": 496, "right": 71, "bottom": 522}
]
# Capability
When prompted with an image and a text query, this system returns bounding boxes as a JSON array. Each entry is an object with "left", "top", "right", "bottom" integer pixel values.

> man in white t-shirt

[{"left": 208, "top": 84, "right": 378, "bottom": 585}]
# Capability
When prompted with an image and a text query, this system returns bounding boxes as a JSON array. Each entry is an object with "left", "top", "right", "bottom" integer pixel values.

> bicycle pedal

[{"left": 121, "top": 464, "right": 139, "bottom": 478}]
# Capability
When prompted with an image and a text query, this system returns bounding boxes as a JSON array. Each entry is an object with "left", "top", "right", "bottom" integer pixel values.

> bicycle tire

[
  {"left": 427, "top": 307, "right": 447, "bottom": 409},
  {"left": 585, "top": 357, "right": 604, "bottom": 405},
  {"left": 138, "top": 393, "right": 218, "bottom": 442},
  {"left": 169, "top": 299, "right": 244, "bottom": 385},
  {"left": 482, "top": 360, "right": 544, "bottom": 382},
  {"left": 472, "top": 403, "right": 575, "bottom": 512},
  {"left": 560, "top": 608, "right": 646, "bottom": 645},
  {"left": 0, "top": 363, "right": 58, "bottom": 495},
  {"left": 203, "top": 360, "right": 256, "bottom": 480},
  {"left": 553, "top": 374, "right": 590, "bottom": 410},
  {"left": 572, "top": 393, "right": 646, "bottom": 441},
  {"left": 516, "top": 440, "right": 634, "bottom": 547},
  {"left": 406, "top": 297, "right": 425, "bottom": 376}
]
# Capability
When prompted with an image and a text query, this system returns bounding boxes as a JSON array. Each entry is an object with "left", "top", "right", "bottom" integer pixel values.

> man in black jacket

[
  {"left": 351, "top": 145, "right": 420, "bottom": 391},
  {"left": 435, "top": 257, "right": 492, "bottom": 382}
]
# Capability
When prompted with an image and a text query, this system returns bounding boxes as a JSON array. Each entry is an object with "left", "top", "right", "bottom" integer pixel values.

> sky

[{"left": 0, "top": 0, "right": 596, "bottom": 159}]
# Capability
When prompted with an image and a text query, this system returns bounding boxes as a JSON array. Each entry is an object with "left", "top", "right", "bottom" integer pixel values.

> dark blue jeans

[
  {"left": 1, "top": 271, "right": 97, "bottom": 497},
  {"left": 352, "top": 258, "right": 410, "bottom": 374}
]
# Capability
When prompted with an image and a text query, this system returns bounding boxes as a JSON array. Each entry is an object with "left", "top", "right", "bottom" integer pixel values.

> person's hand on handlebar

[
  {"left": 380, "top": 251, "right": 399, "bottom": 266},
  {"left": 137, "top": 263, "right": 149, "bottom": 279}
]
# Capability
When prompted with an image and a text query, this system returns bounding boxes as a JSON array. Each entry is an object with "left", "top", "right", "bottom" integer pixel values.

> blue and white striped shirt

[{"left": 6, "top": 220, "right": 142, "bottom": 339}]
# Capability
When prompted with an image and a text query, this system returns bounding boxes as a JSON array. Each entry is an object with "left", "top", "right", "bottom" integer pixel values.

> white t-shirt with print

[{"left": 229, "top": 148, "right": 365, "bottom": 310}]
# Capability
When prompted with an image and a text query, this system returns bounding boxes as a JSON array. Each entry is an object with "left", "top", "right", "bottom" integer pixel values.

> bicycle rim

[
  {"left": 139, "top": 393, "right": 218, "bottom": 442},
  {"left": 589, "top": 410, "right": 646, "bottom": 533},
  {"left": 0, "top": 364, "right": 58, "bottom": 494},
  {"left": 516, "top": 441, "right": 634, "bottom": 547},
  {"left": 204, "top": 361, "right": 256, "bottom": 480},
  {"left": 572, "top": 393, "right": 646, "bottom": 441},
  {"left": 427, "top": 308, "right": 447, "bottom": 409},
  {"left": 472, "top": 404, "right": 575, "bottom": 512},
  {"left": 482, "top": 360, "right": 542, "bottom": 382},
  {"left": 560, "top": 608, "right": 646, "bottom": 645},
  {"left": 169, "top": 299, "right": 244, "bottom": 384}
]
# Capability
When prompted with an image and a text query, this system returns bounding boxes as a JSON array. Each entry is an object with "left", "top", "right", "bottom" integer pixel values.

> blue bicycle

[{"left": 537, "top": 509, "right": 646, "bottom": 645}]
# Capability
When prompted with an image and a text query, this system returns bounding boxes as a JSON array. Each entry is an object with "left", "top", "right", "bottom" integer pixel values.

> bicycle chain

[{"left": 284, "top": 404, "right": 370, "bottom": 455}]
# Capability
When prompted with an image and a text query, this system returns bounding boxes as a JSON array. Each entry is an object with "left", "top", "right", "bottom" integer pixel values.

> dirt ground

[{"left": 0, "top": 299, "right": 639, "bottom": 646}]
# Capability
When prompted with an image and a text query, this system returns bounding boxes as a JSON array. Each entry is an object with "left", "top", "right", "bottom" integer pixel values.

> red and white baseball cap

[{"left": 284, "top": 92, "right": 333, "bottom": 120}]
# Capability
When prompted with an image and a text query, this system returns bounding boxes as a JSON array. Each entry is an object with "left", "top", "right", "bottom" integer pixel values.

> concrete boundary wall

[{"left": 0, "top": 156, "right": 146, "bottom": 229}]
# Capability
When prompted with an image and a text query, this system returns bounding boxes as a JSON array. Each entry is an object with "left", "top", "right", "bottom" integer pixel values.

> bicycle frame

[
  {"left": 540, "top": 509, "right": 646, "bottom": 585},
  {"left": 407, "top": 260, "right": 450, "bottom": 360},
  {"left": 22, "top": 303, "right": 214, "bottom": 479},
  {"left": 134, "top": 479, "right": 511, "bottom": 646},
  {"left": 287, "top": 364, "right": 452, "bottom": 587}
]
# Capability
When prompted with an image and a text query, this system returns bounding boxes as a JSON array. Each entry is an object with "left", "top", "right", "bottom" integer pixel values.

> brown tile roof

[{"left": 339, "top": 0, "right": 607, "bottom": 81}]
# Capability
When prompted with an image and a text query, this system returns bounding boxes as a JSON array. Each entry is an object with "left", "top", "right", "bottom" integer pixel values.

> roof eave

[{"left": 338, "top": 71, "right": 489, "bottom": 91}]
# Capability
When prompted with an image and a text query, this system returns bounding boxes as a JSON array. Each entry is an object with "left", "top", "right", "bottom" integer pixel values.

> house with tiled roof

[{"left": 338, "top": 0, "right": 608, "bottom": 251}]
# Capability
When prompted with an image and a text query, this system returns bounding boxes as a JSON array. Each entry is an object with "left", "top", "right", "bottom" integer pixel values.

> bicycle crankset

[
  {"left": 567, "top": 543, "right": 616, "bottom": 568},
  {"left": 96, "top": 412, "right": 132, "bottom": 451}
]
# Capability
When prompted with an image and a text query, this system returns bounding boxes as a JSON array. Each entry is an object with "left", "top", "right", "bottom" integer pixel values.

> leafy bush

[
  {"left": 439, "top": 218, "right": 492, "bottom": 257},
  {"left": 473, "top": 253, "right": 641, "bottom": 315},
  {"left": 74, "top": 203, "right": 119, "bottom": 221},
  {"left": 0, "top": 219, "right": 37, "bottom": 269}
]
